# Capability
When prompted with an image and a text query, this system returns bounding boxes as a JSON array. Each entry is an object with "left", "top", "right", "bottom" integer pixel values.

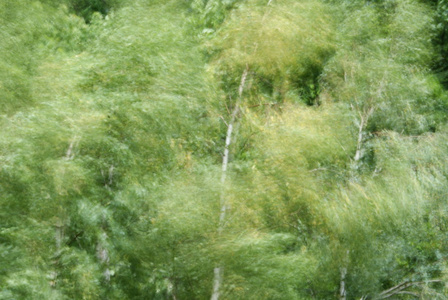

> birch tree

[{"left": 211, "top": 67, "right": 248, "bottom": 300}]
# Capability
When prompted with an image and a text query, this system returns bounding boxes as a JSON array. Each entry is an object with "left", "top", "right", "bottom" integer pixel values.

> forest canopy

[{"left": 2, "top": 0, "right": 448, "bottom": 299}]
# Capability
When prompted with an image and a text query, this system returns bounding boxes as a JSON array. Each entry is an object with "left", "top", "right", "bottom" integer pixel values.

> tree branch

[{"left": 378, "top": 280, "right": 443, "bottom": 299}]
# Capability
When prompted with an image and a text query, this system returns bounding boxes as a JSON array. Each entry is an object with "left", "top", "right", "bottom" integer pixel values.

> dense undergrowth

[{"left": 1, "top": 0, "right": 448, "bottom": 299}]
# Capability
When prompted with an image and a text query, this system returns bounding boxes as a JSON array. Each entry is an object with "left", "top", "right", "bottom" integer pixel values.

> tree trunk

[
  {"left": 98, "top": 164, "right": 113, "bottom": 283},
  {"left": 96, "top": 232, "right": 111, "bottom": 282},
  {"left": 211, "top": 67, "right": 249, "bottom": 300},
  {"left": 339, "top": 250, "right": 349, "bottom": 300},
  {"left": 339, "top": 267, "right": 347, "bottom": 300},
  {"left": 352, "top": 106, "right": 374, "bottom": 172},
  {"left": 51, "top": 138, "right": 78, "bottom": 287}
]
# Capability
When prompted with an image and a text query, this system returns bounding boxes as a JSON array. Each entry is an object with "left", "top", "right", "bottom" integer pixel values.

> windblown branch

[{"left": 378, "top": 280, "right": 443, "bottom": 299}]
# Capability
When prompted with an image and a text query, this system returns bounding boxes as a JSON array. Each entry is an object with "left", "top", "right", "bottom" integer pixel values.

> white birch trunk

[
  {"left": 98, "top": 164, "right": 113, "bottom": 282},
  {"left": 353, "top": 118, "right": 365, "bottom": 163},
  {"left": 211, "top": 267, "right": 223, "bottom": 300},
  {"left": 339, "top": 267, "right": 347, "bottom": 300},
  {"left": 50, "top": 222, "right": 64, "bottom": 287},
  {"left": 352, "top": 107, "right": 374, "bottom": 167},
  {"left": 51, "top": 138, "right": 77, "bottom": 287},
  {"left": 97, "top": 232, "right": 111, "bottom": 282},
  {"left": 211, "top": 67, "right": 249, "bottom": 300},
  {"left": 346, "top": 107, "right": 373, "bottom": 295},
  {"left": 339, "top": 250, "right": 349, "bottom": 300}
]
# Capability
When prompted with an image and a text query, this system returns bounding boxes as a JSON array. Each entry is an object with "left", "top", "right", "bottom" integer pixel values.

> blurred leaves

[{"left": 2, "top": 0, "right": 448, "bottom": 299}]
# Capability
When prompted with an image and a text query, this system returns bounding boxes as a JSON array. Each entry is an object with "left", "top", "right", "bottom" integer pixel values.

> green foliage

[
  {"left": 208, "top": 0, "right": 335, "bottom": 105},
  {"left": 69, "top": 0, "right": 117, "bottom": 22},
  {"left": 189, "top": 0, "right": 242, "bottom": 33},
  {"left": 41, "top": 0, "right": 120, "bottom": 22},
  {"left": 0, "top": 1, "right": 48, "bottom": 113},
  {"left": 214, "top": 232, "right": 317, "bottom": 299},
  {"left": 240, "top": 105, "right": 355, "bottom": 233},
  {"left": 2, "top": 0, "right": 448, "bottom": 299},
  {"left": 322, "top": 0, "right": 447, "bottom": 133},
  {"left": 432, "top": 0, "right": 448, "bottom": 85},
  {"left": 0, "top": 1, "right": 93, "bottom": 115}
]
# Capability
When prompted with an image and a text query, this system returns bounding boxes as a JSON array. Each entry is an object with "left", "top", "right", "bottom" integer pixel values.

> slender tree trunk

[
  {"left": 341, "top": 106, "right": 373, "bottom": 294},
  {"left": 211, "top": 67, "right": 249, "bottom": 300},
  {"left": 98, "top": 164, "right": 114, "bottom": 283},
  {"left": 339, "top": 250, "right": 349, "bottom": 300},
  {"left": 51, "top": 221, "right": 64, "bottom": 287},
  {"left": 339, "top": 106, "right": 373, "bottom": 296},
  {"left": 339, "top": 267, "right": 347, "bottom": 300},
  {"left": 343, "top": 107, "right": 374, "bottom": 297},
  {"left": 211, "top": 267, "right": 223, "bottom": 300},
  {"left": 352, "top": 106, "right": 374, "bottom": 169},
  {"left": 217, "top": 100, "right": 240, "bottom": 233},
  {"left": 96, "top": 231, "right": 111, "bottom": 282},
  {"left": 51, "top": 138, "right": 78, "bottom": 287}
]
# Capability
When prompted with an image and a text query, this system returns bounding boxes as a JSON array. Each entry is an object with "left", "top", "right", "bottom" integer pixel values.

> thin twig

[
  {"left": 247, "top": 102, "right": 278, "bottom": 108},
  {"left": 219, "top": 116, "right": 229, "bottom": 127}
]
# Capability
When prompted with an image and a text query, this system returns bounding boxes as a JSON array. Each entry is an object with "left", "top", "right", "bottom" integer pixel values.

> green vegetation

[{"left": 1, "top": 0, "right": 448, "bottom": 299}]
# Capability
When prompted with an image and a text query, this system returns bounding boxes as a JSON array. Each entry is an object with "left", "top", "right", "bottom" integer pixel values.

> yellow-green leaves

[
  {"left": 2, "top": 0, "right": 448, "bottom": 299},
  {"left": 322, "top": 0, "right": 442, "bottom": 133},
  {"left": 210, "top": 0, "right": 335, "bottom": 104},
  {"left": 258, "top": 105, "right": 354, "bottom": 169}
]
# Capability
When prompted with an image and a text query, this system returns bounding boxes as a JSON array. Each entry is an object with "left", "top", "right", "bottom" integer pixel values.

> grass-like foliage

[{"left": 1, "top": 0, "right": 448, "bottom": 299}]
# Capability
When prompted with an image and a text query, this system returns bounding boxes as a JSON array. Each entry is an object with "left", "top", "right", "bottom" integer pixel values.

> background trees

[{"left": 1, "top": 0, "right": 448, "bottom": 299}]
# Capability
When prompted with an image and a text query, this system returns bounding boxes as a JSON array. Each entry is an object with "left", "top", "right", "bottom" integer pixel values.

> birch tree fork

[{"left": 211, "top": 66, "right": 249, "bottom": 300}]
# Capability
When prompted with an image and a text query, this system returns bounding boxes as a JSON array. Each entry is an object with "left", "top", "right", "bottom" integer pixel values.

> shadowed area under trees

[{"left": 1, "top": 0, "right": 448, "bottom": 299}]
